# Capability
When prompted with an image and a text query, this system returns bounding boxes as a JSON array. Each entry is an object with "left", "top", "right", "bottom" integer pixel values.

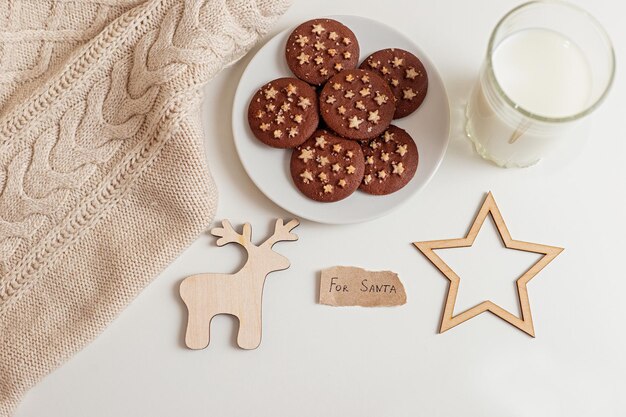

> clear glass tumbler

[{"left": 465, "top": 1, "right": 615, "bottom": 168}]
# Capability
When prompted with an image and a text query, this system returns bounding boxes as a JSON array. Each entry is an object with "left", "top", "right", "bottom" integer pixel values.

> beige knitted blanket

[{"left": 0, "top": 0, "right": 289, "bottom": 414}]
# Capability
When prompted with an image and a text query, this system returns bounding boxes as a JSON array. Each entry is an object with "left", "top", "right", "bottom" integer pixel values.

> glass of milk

[{"left": 465, "top": 1, "right": 615, "bottom": 168}]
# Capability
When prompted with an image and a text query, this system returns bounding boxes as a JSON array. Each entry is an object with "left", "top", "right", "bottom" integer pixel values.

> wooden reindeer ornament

[{"left": 180, "top": 218, "right": 300, "bottom": 350}]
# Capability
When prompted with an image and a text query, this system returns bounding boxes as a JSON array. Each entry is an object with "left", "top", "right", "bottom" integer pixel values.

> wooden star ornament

[{"left": 413, "top": 192, "right": 563, "bottom": 337}]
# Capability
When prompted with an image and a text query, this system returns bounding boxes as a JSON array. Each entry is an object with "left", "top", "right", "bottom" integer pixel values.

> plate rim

[{"left": 231, "top": 14, "right": 451, "bottom": 225}]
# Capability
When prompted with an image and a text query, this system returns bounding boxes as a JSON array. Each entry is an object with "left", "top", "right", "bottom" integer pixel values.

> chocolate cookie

[
  {"left": 290, "top": 130, "right": 365, "bottom": 202},
  {"left": 248, "top": 77, "right": 319, "bottom": 148},
  {"left": 319, "top": 69, "right": 395, "bottom": 140},
  {"left": 360, "top": 48, "right": 428, "bottom": 118},
  {"left": 285, "top": 18, "right": 360, "bottom": 86},
  {"left": 359, "top": 125, "right": 418, "bottom": 195}
]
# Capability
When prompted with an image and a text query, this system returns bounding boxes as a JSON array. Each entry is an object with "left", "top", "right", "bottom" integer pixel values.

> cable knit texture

[{"left": 0, "top": 0, "right": 290, "bottom": 414}]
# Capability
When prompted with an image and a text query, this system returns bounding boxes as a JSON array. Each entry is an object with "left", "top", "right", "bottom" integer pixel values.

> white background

[{"left": 15, "top": 0, "right": 626, "bottom": 416}]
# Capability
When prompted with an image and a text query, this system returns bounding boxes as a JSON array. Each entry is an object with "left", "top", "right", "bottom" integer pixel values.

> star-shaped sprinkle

[
  {"left": 298, "top": 147, "right": 314, "bottom": 163},
  {"left": 346, "top": 150, "right": 354, "bottom": 158},
  {"left": 314, "top": 41, "right": 326, "bottom": 51},
  {"left": 266, "top": 103, "right": 276, "bottom": 112},
  {"left": 275, "top": 114, "right": 285, "bottom": 124},
  {"left": 300, "top": 170, "right": 314, "bottom": 183},
  {"left": 345, "top": 74, "right": 355, "bottom": 82},
  {"left": 318, "top": 172, "right": 328, "bottom": 181},
  {"left": 377, "top": 170, "right": 388, "bottom": 179},
  {"left": 368, "top": 110, "right": 380, "bottom": 124},
  {"left": 369, "top": 60, "right": 380, "bottom": 69},
  {"left": 346, "top": 165, "right": 356, "bottom": 174},
  {"left": 355, "top": 101, "right": 366, "bottom": 110},
  {"left": 392, "top": 162, "right": 405, "bottom": 174},
  {"left": 344, "top": 90, "right": 355, "bottom": 99},
  {"left": 396, "top": 144, "right": 408, "bottom": 156},
  {"left": 323, "top": 184, "right": 334, "bottom": 194},
  {"left": 337, "top": 105, "right": 347, "bottom": 115},
  {"left": 370, "top": 141, "right": 380, "bottom": 150},
  {"left": 315, "top": 136, "right": 327, "bottom": 148},
  {"left": 317, "top": 156, "right": 330, "bottom": 166},
  {"left": 281, "top": 103, "right": 290, "bottom": 112},
  {"left": 361, "top": 75, "right": 370, "bottom": 83},
  {"left": 288, "top": 127, "right": 299, "bottom": 138},
  {"left": 392, "top": 56, "right": 404, "bottom": 68},
  {"left": 273, "top": 129, "right": 282, "bottom": 138},
  {"left": 391, "top": 79, "right": 400, "bottom": 87},
  {"left": 343, "top": 51, "right": 352, "bottom": 59},
  {"left": 365, "top": 156, "right": 374, "bottom": 165},
  {"left": 374, "top": 92, "right": 388, "bottom": 106},
  {"left": 360, "top": 87, "right": 371, "bottom": 97},
  {"left": 363, "top": 174, "right": 373, "bottom": 184},
  {"left": 293, "top": 114, "right": 303, "bottom": 124},
  {"left": 328, "top": 31, "right": 338, "bottom": 41},
  {"left": 312, "top": 24, "right": 325, "bottom": 35},
  {"left": 383, "top": 130, "right": 394, "bottom": 142},
  {"left": 255, "top": 110, "right": 265, "bottom": 118},
  {"left": 264, "top": 87, "right": 278, "bottom": 100},
  {"left": 295, "top": 35, "right": 309, "bottom": 47},
  {"left": 333, "top": 144, "right": 342, "bottom": 153},
  {"left": 296, "top": 52, "right": 310, "bottom": 65},
  {"left": 327, "top": 48, "right": 337, "bottom": 57},
  {"left": 259, "top": 123, "right": 270, "bottom": 132},
  {"left": 381, "top": 66, "right": 390, "bottom": 75},
  {"left": 338, "top": 179, "right": 347, "bottom": 188},
  {"left": 403, "top": 88, "right": 417, "bottom": 100},
  {"left": 326, "top": 95, "right": 337, "bottom": 104},
  {"left": 332, "top": 163, "right": 341, "bottom": 172},
  {"left": 320, "top": 68, "right": 329, "bottom": 76},
  {"left": 285, "top": 83, "right": 298, "bottom": 96},
  {"left": 332, "top": 82, "right": 342, "bottom": 90},
  {"left": 334, "top": 63, "right": 344, "bottom": 71},
  {"left": 314, "top": 56, "right": 324, "bottom": 65},
  {"left": 348, "top": 116, "right": 363, "bottom": 129},
  {"left": 342, "top": 37, "right": 351, "bottom": 45},
  {"left": 298, "top": 96, "right": 312, "bottom": 109},
  {"left": 406, "top": 67, "right": 419, "bottom": 79},
  {"left": 381, "top": 152, "right": 390, "bottom": 162}
]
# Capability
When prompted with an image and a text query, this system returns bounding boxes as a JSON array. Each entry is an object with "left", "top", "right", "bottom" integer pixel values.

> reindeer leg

[
  {"left": 236, "top": 312, "right": 262, "bottom": 350},
  {"left": 185, "top": 307, "right": 213, "bottom": 350}
]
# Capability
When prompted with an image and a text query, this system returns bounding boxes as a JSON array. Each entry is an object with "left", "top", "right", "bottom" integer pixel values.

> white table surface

[{"left": 15, "top": 1, "right": 626, "bottom": 416}]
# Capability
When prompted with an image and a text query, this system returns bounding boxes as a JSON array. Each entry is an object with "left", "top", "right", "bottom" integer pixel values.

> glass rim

[{"left": 486, "top": 0, "right": 616, "bottom": 124}]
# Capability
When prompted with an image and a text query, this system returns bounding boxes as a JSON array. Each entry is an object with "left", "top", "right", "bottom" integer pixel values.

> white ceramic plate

[{"left": 232, "top": 15, "right": 450, "bottom": 224}]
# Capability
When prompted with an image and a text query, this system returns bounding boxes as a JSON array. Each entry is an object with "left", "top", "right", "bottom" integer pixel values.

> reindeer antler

[
  {"left": 210, "top": 220, "right": 252, "bottom": 247},
  {"left": 261, "top": 218, "right": 299, "bottom": 248}
]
